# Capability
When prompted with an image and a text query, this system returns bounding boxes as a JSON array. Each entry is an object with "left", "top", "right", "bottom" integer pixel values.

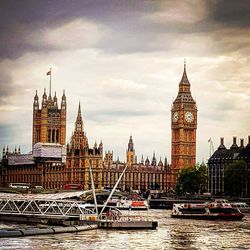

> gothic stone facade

[
  {"left": 33, "top": 89, "right": 66, "bottom": 147},
  {"left": 171, "top": 63, "right": 197, "bottom": 187},
  {"left": 66, "top": 104, "right": 103, "bottom": 190},
  {"left": 103, "top": 137, "right": 171, "bottom": 192}
]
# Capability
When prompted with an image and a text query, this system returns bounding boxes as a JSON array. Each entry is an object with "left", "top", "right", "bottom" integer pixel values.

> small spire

[
  {"left": 164, "top": 157, "right": 168, "bottom": 166},
  {"left": 62, "top": 89, "right": 66, "bottom": 100},
  {"left": 158, "top": 157, "right": 163, "bottom": 166},
  {"left": 179, "top": 59, "right": 190, "bottom": 85},
  {"left": 53, "top": 91, "right": 57, "bottom": 101},
  {"left": 34, "top": 90, "right": 39, "bottom": 106},
  {"left": 141, "top": 154, "right": 144, "bottom": 164},
  {"left": 151, "top": 152, "right": 156, "bottom": 166},
  {"left": 34, "top": 90, "right": 38, "bottom": 99},
  {"left": 78, "top": 101, "right": 81, "bottom": 115}
]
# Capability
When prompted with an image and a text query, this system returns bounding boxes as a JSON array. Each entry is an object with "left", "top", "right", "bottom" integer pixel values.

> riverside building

[
  {"left": 102, "top": 136, "right": 171, "bottom": 192},
  {"left": 208, "top": 136, "right": 250, "bottom": 197}
]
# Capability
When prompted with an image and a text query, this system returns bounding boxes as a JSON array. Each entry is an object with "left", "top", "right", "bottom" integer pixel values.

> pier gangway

[{"left": 0, "top": 193, "right": 97, "bottom": 219}]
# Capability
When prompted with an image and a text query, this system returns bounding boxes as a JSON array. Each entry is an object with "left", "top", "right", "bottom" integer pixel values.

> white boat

[
  {"left": 107, "top": 198, "right": 148, "bottom": 210},
  {"left": 171, "top": 202, "right": 244, "bottom": 220},
  {"left": 231, "top": 202, "right": 250, "bottom": 213}
]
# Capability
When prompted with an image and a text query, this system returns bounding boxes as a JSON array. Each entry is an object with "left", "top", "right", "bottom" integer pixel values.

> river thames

[{"left": 0, "top": 210, "right": 249, "bottom": 249}]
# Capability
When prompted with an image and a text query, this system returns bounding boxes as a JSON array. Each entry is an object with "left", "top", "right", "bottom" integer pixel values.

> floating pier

[{"left": 0, "top": 224, "right": 98, "bottom": 238}]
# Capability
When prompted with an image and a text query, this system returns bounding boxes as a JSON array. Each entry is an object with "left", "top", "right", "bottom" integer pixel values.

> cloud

[
  {"left": 0, "top": 73, "right": 15, "bottom": 104},
  {"left": 0, "top": 1, "right": 250, "bottom": 163},
  {"left": 29, "top": 19, "right": 108, "bottom": 50},
  {"left": 144, "top": 1, "right": 207, "bottom": 24},
  {"left": 210, "top": 0, "right": 250, "bottom": 28}
]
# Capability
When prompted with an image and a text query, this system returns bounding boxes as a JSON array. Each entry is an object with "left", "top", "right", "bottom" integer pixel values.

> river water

[{"left": 0, "top": 210, "right": 249, "bottom": 250}]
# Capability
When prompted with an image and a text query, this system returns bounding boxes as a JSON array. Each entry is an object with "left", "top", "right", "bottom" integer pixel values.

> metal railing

[{"left": 0, "top": 198, "right": 96, "bottom": 218}]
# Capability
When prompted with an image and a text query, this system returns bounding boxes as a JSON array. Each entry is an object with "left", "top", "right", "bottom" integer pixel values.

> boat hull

[
  {"left": 115, "top": 207, "right": 148, "bottom": 211},
  {"left": 98, "top": 220, "right": 158, "bottom": 229},
  {"left": 171, "top": 214, "right": 244, "bottom": 221}
]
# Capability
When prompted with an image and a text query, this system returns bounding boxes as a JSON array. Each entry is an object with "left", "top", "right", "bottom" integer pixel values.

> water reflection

[{"left": 0, "top": 210, "right": 249, "bottom": 250}]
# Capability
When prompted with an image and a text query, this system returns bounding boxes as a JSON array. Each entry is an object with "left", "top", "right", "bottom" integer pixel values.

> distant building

[
  {"left": 171, "top": 62, "right": 197, "bottom": 187},
  {"left": 208, "top": 136, "right": 250, "bottom": 197},
  {"left": 103, "top": 136, "right": 171, "bottom": 192},
  {"left": 1, "top": 143, "right": 66, "bottom": 189},
  {"left": 0, "top": 86, "right": 68, "bottom": 189},
  {"left": 66, "top": 103, "right": 103, "bottom": 190}
]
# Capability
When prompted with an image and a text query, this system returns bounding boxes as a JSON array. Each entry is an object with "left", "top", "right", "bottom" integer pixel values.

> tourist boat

[
  {"left": 231, "top": 202, "right": 250, "bottom": 213},
  {"left": 171, "top": 202, "right": 244, "bottom": 220},
  {"left": 107, "top": 198, "right": 148, "bottom": 210}
]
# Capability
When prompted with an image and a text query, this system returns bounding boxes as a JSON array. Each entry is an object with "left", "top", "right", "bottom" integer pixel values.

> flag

[
  {"left": 46, "top": 70, "right": 51, "bottom": 75},
  {"left": 208, "top": 138, "right": 211, "bottom": 143}
]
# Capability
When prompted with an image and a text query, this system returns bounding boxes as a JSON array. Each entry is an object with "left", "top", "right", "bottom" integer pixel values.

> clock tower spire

[{"left": 171, "top": 61, "right": 197, "bottom": 187}]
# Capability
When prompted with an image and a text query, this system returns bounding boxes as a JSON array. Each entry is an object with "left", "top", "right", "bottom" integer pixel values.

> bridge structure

[{"left": 0, "top": 192, "right": 97, "bottom": 221}]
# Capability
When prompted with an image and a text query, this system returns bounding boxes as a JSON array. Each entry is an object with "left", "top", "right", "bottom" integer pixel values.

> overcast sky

[{"left": 0, "top": 0, "right": 249, "bottom": 163}]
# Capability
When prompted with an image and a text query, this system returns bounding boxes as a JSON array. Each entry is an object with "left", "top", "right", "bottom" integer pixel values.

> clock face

[
  {"left": 173, "top": 112, "right": 179, "bottom": 122},
  {"left": 185, "top": 111, "right": 194, "bottom": 122}
]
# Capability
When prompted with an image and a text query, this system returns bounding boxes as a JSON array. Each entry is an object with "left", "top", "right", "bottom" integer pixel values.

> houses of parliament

[{"left": 0, "top": 63, "right": 197, "bottom": 192}]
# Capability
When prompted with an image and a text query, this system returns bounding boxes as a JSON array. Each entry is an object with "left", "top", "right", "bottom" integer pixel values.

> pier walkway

[{"left": 0, "top": 192, "right": 96, "bottom": 220}]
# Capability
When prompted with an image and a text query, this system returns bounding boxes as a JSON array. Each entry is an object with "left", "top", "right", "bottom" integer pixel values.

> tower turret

[
  {"left": 42, "top": 88, "right": 47, "bottom": 108},
  {"left": 128, "top": 135, "right": 134, "bottom": 152},
  {"left": 141, "top": 154, "right": 144, "bottom": 164},
  {"left": 126, "top": 135, "right": 135, "bottom": 166},
  {"left": 61, "top": 90, "right": 67, "bottom": 108},
  {"left": 164, "top": 157, "right": 168, "bottom": 167},
  {"left": 151, "top": 152, "right": 156, "bottom": 166},
  {"left": 33, "top": 90, "right": 39, "bottom": 110},
  {"left": 60, "top": 90, "right": 67, "bottom": 145},
  {"left": 99, "top": 141, "right": 103, "bottom": 154},
  {"left": 158, "top": 157, "right": 163, "bottom": 167},
  {"left": 53, "top": 92, "right": 58, "bottom": 108}
]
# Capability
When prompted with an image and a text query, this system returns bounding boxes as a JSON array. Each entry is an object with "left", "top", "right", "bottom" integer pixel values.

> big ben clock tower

[{"left": 171, "top": 61, "right": 197, "bottom": 186}]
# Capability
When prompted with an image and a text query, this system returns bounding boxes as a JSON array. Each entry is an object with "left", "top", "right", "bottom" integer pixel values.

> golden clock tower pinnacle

[{"left": 171, "top": 61, "right": 197, "bottom": 186}]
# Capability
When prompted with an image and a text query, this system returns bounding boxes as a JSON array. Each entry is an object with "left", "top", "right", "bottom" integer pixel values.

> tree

[
  {"left": 224, "top": 160, "right": 248, "bottom": 197},
  {"left": 175, "top": 163, "right": 208, "bottom": 195},
  {"left": 196, "top": 163, "right": 208, "bottom": 194}
]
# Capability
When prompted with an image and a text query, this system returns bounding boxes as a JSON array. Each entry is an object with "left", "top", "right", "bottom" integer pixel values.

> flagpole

[{"left": 49, "top": 68, "right": 52, "bottom": 96}]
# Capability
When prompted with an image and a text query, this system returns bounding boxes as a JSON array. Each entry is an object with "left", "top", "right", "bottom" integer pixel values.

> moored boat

[
  {"left": 107, "top": 198, "right": 148, "bottom": 210},
  {"left": 171, "top": 202, "right": 244, "bottom": 220},
  {"left": 231, "top": 202, "right": 250, "bottom": 213}
]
